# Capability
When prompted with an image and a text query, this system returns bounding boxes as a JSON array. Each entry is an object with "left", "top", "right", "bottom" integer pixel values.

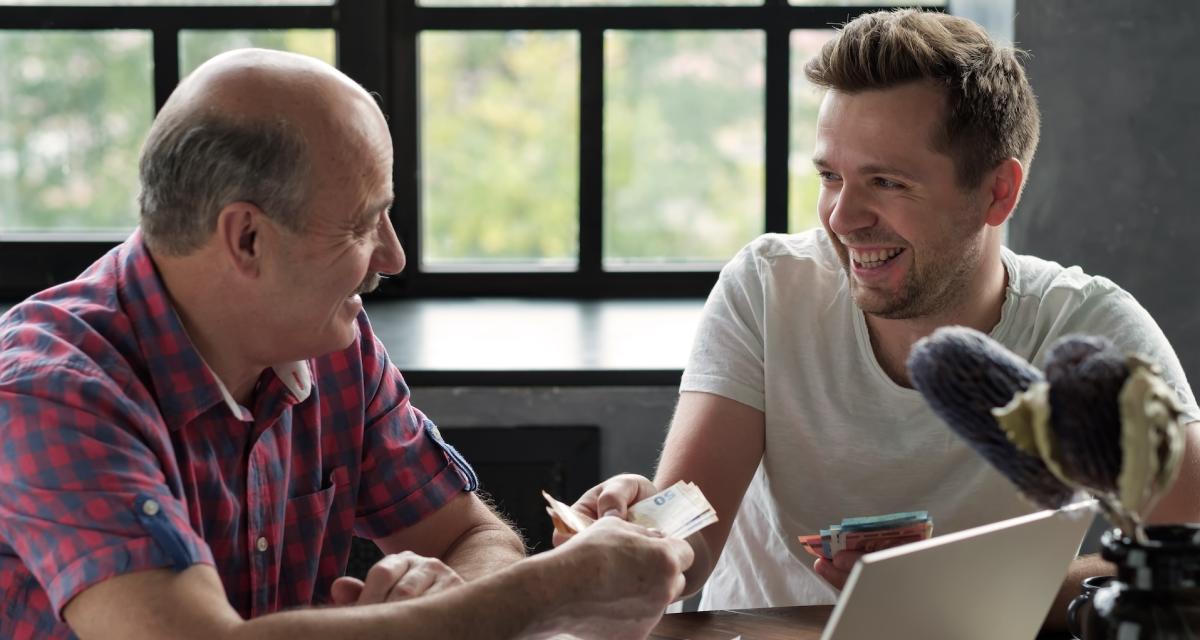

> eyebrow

[
  {"left": 358, "top": 196, "right": 394, "bottom": 226},
  {"left": 812, "top": 157, "right": 922, "bottom": 183}
]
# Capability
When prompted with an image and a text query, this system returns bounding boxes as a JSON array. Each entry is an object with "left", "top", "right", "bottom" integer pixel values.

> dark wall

[{"left": 993, "top": 0, "right": 1199, "bottom": 383}]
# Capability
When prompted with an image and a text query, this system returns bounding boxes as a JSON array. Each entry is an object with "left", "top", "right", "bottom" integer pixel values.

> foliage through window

[{"left": 0, "top": 1, "right": 944, "bottom": 299}]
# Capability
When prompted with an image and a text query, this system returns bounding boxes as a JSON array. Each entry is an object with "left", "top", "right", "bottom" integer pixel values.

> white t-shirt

[{"left": 683, "top": 230, "right": 1200, "bottom": 612}]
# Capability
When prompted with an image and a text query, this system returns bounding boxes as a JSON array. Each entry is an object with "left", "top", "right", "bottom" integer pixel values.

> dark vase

[
  {"left": 1068, "top": 575, "right": 1115, "bottom": 639},
  {"left": 1082, "top": 525, "right": 1200, "bottom": 639}
]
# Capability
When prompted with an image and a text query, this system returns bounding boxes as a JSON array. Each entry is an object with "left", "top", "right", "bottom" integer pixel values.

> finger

[
  {"left": 387, "top": 565, "right": 438, "bottom": 601},
  {"left": 813, "top": 557, "right": 850, "bottom": 590},
  {"left": 359, "top": 554, "right": 413, "bottom": 604},
  {"left": 570, "top": 483, "right": 606, "bottom": 519},
  {"left": 595, "top": 480, "right": 641, "bottom": 518},
  {"left": 551, "top": 530, "right": 571, "bottom": 547},
  {"left": 663, "top": 536, "right": 695, "bottom": 571},
  {"left": 669, "top": 572, "right": 687, "bottom": 602},
  {"left": 812, "top": 557, "right": 834, "bottom": 581},
  {"left": 425, "top": 569, "right": 466, "bottom": 596},
  {"left": 832, "top": 551, "right": 862, "bottom": 572},
  {"left": 330, "top": 576, "right": 364, "bottom": 606}
]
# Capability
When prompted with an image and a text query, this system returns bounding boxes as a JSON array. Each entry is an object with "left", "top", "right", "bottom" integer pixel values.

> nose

[
  {"left": 824, "top": 183, "right": 877, "bottom": 238},
  {"left": 370, "top": 211, "right": 406, "bottom": 275}
]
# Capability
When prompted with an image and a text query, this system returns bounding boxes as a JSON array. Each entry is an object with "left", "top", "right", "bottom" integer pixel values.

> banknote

[
  {"left": 543, "top": 480, "right": 718, "bottom": 539},
  {"left": 799, "top": 511, "right": 933, "bottom": 560},
  {"left": 543, "top": 490, "right": 594, "bottom": 535}
]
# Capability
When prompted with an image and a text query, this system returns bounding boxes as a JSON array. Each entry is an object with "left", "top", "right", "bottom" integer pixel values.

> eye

[
  {"left": 817, "top": 171, "right": 841, "bottom": 183},
  {"left": 873, "top": 177, "right": 905, "bottom": 190}
]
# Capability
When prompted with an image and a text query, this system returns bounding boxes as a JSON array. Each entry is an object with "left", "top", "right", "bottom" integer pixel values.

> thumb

[
  {"left": 331, "top": 576, "right": 364, "bottom": 605},
  {"left": 595, "top": 481, "right": 640, "bottom": 519}
]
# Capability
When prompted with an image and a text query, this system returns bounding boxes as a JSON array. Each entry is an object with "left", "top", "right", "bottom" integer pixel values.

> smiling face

[
  {"left": 813, "top": 81, "right": 994, "bottom": 321},
  {"left": 257, "top": 90, "right": 405, "bottom": 361}
]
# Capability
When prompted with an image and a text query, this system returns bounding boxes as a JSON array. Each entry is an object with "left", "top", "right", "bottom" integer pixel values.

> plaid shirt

[{"left": 0, "top": 230, "right": 477, "bottom": 639}]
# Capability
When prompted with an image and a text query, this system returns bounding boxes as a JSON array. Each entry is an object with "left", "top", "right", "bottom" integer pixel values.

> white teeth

[{"left": 851, "top": 247, "right": 902, "bottom": 267}]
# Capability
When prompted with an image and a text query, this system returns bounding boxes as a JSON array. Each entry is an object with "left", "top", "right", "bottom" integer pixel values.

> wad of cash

[
  {"left": 543, "top": 480, "right": 718, "bottom": 539},
  {"left": 798, "top": 510, "right": 933, "bottom": 560}
]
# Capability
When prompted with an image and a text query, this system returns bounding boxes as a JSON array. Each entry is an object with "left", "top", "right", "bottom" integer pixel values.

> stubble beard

[{"left": 838, "top": 221, "right": 985, "bottom": 322}]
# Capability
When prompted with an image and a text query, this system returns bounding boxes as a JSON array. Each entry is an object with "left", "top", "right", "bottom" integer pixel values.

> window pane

[
  {"left": 604, "top": 30, "right": 763, "bottom": 267},
  {"left": 788, "top": 0, "right": 942, "bottom": 4},
  {"left": 8, "top": 1, "right": 330, "bottom": 5},
  {"left": 0, "top": 30, "right": 152, "bottom": 236},
  {"left": 180, "top": 29, "right": 335, "bottom": 78},
  {"left": 420, "top": 31, "right": 580, "bottom": 269},
  {"left": 421, "top": 0, "right": 753, "bottom": 7},
  {"left": 789, "top": 29, "right": 834, "bottom": 233}
]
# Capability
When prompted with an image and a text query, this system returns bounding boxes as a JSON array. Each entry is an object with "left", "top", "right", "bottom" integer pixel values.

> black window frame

[{"left": 0, "top": 1, "right": 940, "bottom": 301}]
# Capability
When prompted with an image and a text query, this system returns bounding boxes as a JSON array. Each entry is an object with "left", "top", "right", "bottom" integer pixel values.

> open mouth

[{"left": 850, "top": 247, "right": 904, "bottom": 269}]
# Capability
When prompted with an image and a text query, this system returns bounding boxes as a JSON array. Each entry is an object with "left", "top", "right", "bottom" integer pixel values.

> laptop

[{"left": 821, "top": 501, "right": 1095, "bottom": 640}]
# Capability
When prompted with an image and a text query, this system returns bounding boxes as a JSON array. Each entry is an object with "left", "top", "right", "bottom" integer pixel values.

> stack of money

[
  {"left": 798, "top": 511, "right": 933, "bottom": 561},
  {"left": 543, "top": 480, "right": 718, "bottom": 539}
]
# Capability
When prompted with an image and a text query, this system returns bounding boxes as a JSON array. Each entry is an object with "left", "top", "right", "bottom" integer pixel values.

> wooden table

[
  {"left": 649, "top": 606, "right": 1075, "bottom": 639},
  {"left": 650, "top": 606, "right": 832, "bottom": 640}
]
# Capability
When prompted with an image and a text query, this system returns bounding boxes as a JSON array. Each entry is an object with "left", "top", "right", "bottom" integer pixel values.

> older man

[{"left": 0, "top": 49, "right": 691, "bottom": 640}]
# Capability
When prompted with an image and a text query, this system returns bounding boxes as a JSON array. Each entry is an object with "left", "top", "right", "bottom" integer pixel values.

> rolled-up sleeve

[
  {"left": 350, "top": 315, "right": 477, "bottom": 540},
  {"left": 0, "top": 352, "right": 213, "bottom": 620}
]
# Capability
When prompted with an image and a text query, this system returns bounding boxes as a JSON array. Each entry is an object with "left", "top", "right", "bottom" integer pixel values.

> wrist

[
  {"left": 681, "top": 531, "right": 713, "bottom": 597},
  {"left": 511, "top": 547, "right": 585, "bottom": 637}
]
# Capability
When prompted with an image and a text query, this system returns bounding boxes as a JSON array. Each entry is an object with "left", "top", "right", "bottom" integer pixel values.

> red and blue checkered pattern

[{"left": 0, "top": 231, "right": 475, "bottom": 639}]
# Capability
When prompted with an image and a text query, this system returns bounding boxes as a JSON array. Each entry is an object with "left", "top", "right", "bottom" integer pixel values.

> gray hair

[{"left": 137, "top": 113, "right": 312, "bottom": 255}]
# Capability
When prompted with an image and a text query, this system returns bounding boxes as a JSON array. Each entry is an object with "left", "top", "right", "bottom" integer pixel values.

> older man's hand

[{"left": 330, "top": 551, "right": 465, "bottom": 605}]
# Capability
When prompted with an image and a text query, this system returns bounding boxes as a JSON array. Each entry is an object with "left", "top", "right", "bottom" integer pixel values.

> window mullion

[
  {"left": 578, "top": 27, "right": 604, "bottom": 276},
  {"left": 764, "top": 17, "right": 790, "bottom": 234},
  {"left": 152, "top": 27, "right": 179, "bottom": 114}
]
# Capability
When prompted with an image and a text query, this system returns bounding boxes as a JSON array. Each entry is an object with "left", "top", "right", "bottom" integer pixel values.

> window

[{"left": 0, "top": 0, "right": 944, "bottom": 300}]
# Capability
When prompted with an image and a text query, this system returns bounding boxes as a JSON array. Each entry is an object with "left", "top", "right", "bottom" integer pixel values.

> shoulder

[
  {"left": 1001, "top": 249, "right": 1178, "bottom": 366},
  {"left": 1006, "top": 249, "right": 1133, "bottom": 310},
  {"left": 0, "top": 244, "right": 152, "bottom": 404},
  {"left": 2, "top": 292, "right": 127, "bottom": 384},
  {"left": 736, "top": 229, "right": 840, "bottom": 266},
  {"left": 722, "top": 230, "right": 843, "bottom": 285}
]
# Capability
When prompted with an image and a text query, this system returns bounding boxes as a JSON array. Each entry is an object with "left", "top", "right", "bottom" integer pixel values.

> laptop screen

[{"left": 821, "top": 501, "right": 1095, "bottom": 640}]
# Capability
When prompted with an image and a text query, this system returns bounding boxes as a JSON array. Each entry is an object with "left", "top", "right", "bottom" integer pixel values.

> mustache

[
  {"left": 836, "top": 232, "right": 905, "bottom": 247},
  {"left": 354, "top": 273, "right": 384, "bottom": 296}
]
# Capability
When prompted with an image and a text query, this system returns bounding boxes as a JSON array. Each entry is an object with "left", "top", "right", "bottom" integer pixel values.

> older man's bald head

[
  {"left": 164, "top": 49, "right": 380, "bottom": 134},
  {"left": 138, "top": 49, "right": 390, "bottom": 256}
]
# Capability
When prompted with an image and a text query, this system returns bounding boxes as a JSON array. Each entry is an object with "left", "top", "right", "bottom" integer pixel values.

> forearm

[
  {"left": 679, "top": 530, "right": 720, "bottom": 599},
  {"left": 1042, "top": 554, "right": 1114, "bottom": 631},
  {"left": 233, "top": 558, "right": 550, "bottom": 640},
  {"left": 441, "top": 523, "right": 527, "bottom": 581}
]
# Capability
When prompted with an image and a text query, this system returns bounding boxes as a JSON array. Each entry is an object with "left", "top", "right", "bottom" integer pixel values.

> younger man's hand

[{"left": 812, "top": 550, "right": 864, "bottom": 590}]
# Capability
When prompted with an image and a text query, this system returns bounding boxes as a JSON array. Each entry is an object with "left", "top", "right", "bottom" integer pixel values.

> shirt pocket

[{"left": 279, "top": 466, "right": 351, "bottom": 607}]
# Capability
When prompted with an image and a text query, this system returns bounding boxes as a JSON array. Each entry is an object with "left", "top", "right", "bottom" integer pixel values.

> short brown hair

[{"left": 804, "top": 9, "right": 1040, "bottom": 189}]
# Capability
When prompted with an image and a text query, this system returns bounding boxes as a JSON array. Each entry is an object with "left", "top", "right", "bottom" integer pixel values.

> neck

[
  {"left": 150, "top": 247, "right": 265, "bottom": 405},
  {"left": 864, "top": 241, "right": 1008, "bottom": 388}
]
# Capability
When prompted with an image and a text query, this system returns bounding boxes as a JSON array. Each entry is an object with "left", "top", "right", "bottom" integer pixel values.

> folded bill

[
  {"left": 542, "top": 480, "right": 718, "bottom": 539},
  {"left": 798, "top": 511, "right": 933, "bottom": 560}
]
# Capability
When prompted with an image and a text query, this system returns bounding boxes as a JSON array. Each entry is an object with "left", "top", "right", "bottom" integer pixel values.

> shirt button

[
  {"left": 256, "top": 536, "right": 269, "bottom": 552},
  {"left": 142, "top": 499, "right": 160, "bottom": 516}
]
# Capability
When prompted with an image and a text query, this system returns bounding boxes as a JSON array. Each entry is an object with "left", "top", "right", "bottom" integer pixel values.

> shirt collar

[{"left": 206, "top": 360, "right": 313, "bottom": 423}]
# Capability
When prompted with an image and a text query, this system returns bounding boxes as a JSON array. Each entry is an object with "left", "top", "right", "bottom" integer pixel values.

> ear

[
  {"left": 214, "top": 201, "right": 266, "bottom": 279},
  {"left": 982, "top": 158, "right": 1025, "bottom": 227}
]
